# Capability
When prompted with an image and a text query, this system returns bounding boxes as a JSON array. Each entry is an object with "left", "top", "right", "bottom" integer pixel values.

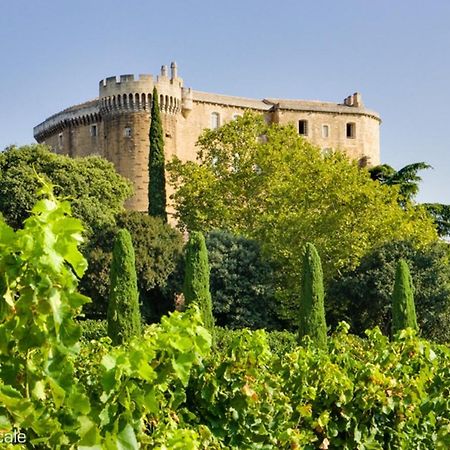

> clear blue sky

[{"left": 1, "top": 0, "right": 449, "bottom": 203}]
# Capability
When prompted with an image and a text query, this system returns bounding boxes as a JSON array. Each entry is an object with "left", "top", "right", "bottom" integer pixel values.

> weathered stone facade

[{"left": 34, "top": 62, "right": 381, "bottom": 212}]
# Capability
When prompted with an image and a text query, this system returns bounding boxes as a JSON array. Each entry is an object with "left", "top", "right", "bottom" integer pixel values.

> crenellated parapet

[
  {"left": 33, "top": 99, "right": 100, "bottom": 142},
  {"left": 99, "top": 63, "right": 184, "bottom": 116}
]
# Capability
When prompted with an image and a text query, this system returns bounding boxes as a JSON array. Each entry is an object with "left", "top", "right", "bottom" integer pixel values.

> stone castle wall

[{"left": 34, "top": 62, "right": 381, "bottom": 212}]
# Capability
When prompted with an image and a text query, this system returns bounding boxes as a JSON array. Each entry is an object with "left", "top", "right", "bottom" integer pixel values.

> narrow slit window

[
  {"left": 322, "top": 124, "right": 329, "bottom": 138},
  {"left": 90, "top": 124, "right": 97, "bottom": 137},
  {"left": 124, "top": 127, "right": 132, "bottom": 138},
  {"left": 298, "top": 120, "right": 308, "bottom": 136}
]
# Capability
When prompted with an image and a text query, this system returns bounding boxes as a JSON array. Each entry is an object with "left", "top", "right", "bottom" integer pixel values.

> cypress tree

[
  {"left": 148, "top": 86, "right": 167, "bottom": 221},
  {"left": 392, "top": 259, "right": 418, "bottom": 335},
  {"left": 107, "top": 229, "right": 141, "bottom": 345},
  {"left": 183, "top": 231, "right": 214, "bottom": 330},
  {"left": 299, "top": 243, "right": 327, "bottom": 349}
]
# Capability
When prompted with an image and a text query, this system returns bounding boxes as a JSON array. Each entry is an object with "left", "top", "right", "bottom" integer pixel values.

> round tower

[{"left": 99, "top": 63, "right": 183, "bottom": 210}]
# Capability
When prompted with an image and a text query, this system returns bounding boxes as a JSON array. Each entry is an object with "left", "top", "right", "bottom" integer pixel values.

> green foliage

[
  {"left": 187, "top": 329, "right": 293, "bottom": 448},
  {"left": 1, "top": 180, "right": 448, "bottom": 448},
  {"left": 0, "top": 144, "right": 132, "bottom": 236},
  {"left": 423, "top": 202, "right": 450, "bottom": 237},
  {"left": 75, "top": 306, "right": 213, "bottom": 448},
  {"left": 392, "top": 259, "right": 419, "bottom": 335},
  {"left": 184, "top": 232, "right": 214, "bottom": 331},
  {"left": 327, "top": 240, "right": 450, "bottom": 343},
  {"left": 148, "top": 86, "right": 167, "bottom": 221},
  {"left": 107, "top": 229, "right": 141, "bottom": 345},
  {"left": 80, "top": 211, "right": 184, "bottom": 321},
  {"left": 187, "top": 325, "right": 450, "bottom": 449},
  {"left": 168, "top": 112, "right": 438, "bottom": 324},
  {"left": 79, "top": 319, "right": 107, "bottom": 342},
  {"left": 369, "top": 161, "right": 432, "bottom": 204},
  {"left": 299, "top": 243, "right": 328, "bottom": 349},
  {"left": 214, "top": 327, "right": 297, "bottom": 356},
  {"left": 206, "top": 230, "right": 282, "bottom": 329},
  {"left": 0, "top": 180, "right": 91, "bottom": 447},
  {"left": 0, "top": 185, "right": 213, "bottom": 447},
  {"left": 117, "top": 211, "right": 184, "bottom": 321}
]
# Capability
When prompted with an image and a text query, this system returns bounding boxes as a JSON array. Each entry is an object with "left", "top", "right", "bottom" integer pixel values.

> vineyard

[{"left": 0, "top": 184, "right": 449, "bottom": 449}]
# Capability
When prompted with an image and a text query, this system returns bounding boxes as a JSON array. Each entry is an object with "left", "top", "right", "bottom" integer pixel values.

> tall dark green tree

[
  {"left": 299, "top": 243, "right": 327, "bottom": 349},
  {"left": 107, "top": 229, "right": 141, "bottom": 345},
  {"left": 369, "top": 162, "right": 432, "bottom": 205},
  {"left": 392, "top": 259, "right": 418, "bottom": 335},
  {"left": 183, "top": 231, "right": 214, "bottom": 330},
  {"left": 148, "top": 86, "right": 167, "bottom": 221}
]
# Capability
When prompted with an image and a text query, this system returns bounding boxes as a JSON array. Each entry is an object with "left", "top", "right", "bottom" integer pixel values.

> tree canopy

[
  {"left": 369, "top": 162, "right": 432, "bottom": 204},
  {"left": 327, "top": 240, "right": 450, "bottom": 343},
  {"left": 168, "top": 113, "right": 438, "bottom": 318},
  {"left": 0, "top": 144, "right": 132, "bottom": 236}
]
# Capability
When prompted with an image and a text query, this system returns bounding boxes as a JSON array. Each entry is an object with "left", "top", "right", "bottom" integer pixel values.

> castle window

[
  {"left": 298, "top": 120, "right": 308, "bottom": 136},
  {"left": 322, "top": 124, "right": 329, "bottom": 138},
  {"left": 211, "top": 112, "right": 220, "bottom": 129},
  {"left": 124, "top": 127, "right": 132, "bottom": 138},
  {"left": 346, "top": 122, "right": 356, "bottom": 138},
  {"left": 90, "top": 124, "right": 97, "bottom": 137},
  {"left": 58, "top": 133, "right": 63, "bottom": 147}
]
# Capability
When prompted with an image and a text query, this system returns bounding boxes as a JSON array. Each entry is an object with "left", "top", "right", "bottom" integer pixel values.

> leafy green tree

[
  {"left": 107, "top": 229, "right": 141, "bottom": 345},
  {"left": 206, "top": 230, "right": 283, "bottom": 329},
  {"left": 327, "top": 240, "right": 450, "bottom": 342},
  {"left": 422, "top": 203, "right": 450, "bottom": 237},
  {"left": 391, "top": 259, "right": 418, "bottom": 335},
  {"left": 80, "top": 211, "right": 184, "bottom": 320},
  {"left": 0, "top": 144, "right": 132, "bottom": 235},
  {"left": 168, "top": 112, "right": 437, "bottom": 323},
  {"left": 299, "top": 243, "right": 327, "bottom": 349},
  {"left": 369, "top": 162, "right": 450, "bottom": 237},
  {"left": 148, "top": 86, "right": 167, "bottom": 221},
  {"left": 183, "top": 231, "right": 214, "bottom": 330},
  {"left": 369, "top": 162, "right": 432, "bottom": 204}
]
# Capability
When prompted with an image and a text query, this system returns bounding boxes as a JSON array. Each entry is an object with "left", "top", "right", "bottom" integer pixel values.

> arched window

[{"left": 211, "top": 112, "right": 220, "bottom": 129}]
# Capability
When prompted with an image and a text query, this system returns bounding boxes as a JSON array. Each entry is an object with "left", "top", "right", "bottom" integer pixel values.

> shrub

[
  {"left": 327, "top": 240, "right": 450, "bottom": 342},
  {"left": 80, "top": 211, "right": 184, "bottom": 321},
  {"left": 214, "top": 326, "right": 297, "bottom": 356},
  {"left": 299, "top": 243, "right": 327, "bottom": 349},
  {"left": 78, "top": 319, "right": 107, "bottom": 342},
  {"left": 184, "top": 231, "right": 214, "bottom": 331},
  {"left": 107, "top": 229, "right": 141, "bottom": 345},
  {"left": 206, "top": 230, "right": 282, "bottom": 329},
  {"left": 392, "top": 259, "right": 418, "bottom": 335}
]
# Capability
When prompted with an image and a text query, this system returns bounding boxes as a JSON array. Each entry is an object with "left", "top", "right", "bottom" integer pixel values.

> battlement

[
  {"left": 99, "top": 62, "right": 184, "bottom": 115},
  {"left": 99, "top": 74, "right": 154, "bottom": 97}
]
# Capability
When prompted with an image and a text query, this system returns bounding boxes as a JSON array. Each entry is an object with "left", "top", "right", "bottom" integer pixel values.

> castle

[{"left": 34, "top": 62, "right": 381, "bottom": 211}]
